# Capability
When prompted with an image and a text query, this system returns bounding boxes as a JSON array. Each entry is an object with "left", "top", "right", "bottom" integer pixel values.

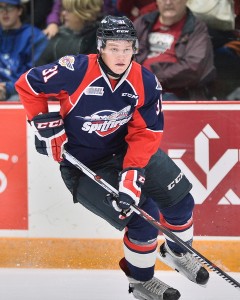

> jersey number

[{"left": 42, "top": 65, "right": 58, "bottom": 83}]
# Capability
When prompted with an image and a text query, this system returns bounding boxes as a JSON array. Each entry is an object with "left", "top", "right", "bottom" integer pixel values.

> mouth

[{"left": 164, "top": 8, "right": 175, "bottom": 12}]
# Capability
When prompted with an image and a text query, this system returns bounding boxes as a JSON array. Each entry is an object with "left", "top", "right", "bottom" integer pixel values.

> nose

[
  {"left": 117, "top": 51, "right": 126, "bottom": 57},
  {"left": 164, "top": 0, "right": 172, "bottom": 5}
]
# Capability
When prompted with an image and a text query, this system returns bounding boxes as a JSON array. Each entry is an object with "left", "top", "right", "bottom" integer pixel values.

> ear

[{"left": 18, "top": 7, "right": 23, "bottom": 17}]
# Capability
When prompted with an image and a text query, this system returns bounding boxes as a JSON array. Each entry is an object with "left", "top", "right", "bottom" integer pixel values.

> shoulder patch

[{"left": 58, "top": 56, "right": 75, "bottom": 71}]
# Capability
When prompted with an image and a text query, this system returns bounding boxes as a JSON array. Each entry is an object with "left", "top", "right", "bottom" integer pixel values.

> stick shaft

[{"left": 63, "top": 150, "right": 240, "bottom": 290}]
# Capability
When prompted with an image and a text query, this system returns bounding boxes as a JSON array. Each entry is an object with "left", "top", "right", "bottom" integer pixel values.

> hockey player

[{"left": 15, "top": 15, "right": 209, "bottom": 300}]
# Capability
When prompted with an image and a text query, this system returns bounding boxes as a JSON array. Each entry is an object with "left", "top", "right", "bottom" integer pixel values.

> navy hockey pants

[{"left": 60, "top": 148, "right": 192, "bottom": 231}]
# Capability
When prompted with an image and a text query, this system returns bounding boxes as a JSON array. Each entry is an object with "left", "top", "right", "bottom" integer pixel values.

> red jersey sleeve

[{"left": 123, "top": 65, "right": 164, "bottom": 169}]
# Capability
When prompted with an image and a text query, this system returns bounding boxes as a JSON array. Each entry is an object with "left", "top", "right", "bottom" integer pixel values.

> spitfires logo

[
  {"left": 59, "top": 56, "right": 75, "bottom": 71},
  {"left": 77, "top": 106, "right": 132, "bottom": 137}
]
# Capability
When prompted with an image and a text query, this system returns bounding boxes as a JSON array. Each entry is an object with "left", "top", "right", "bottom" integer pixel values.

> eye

[
  {"left": 111, "top": 48, "right": 118, "bottom": 53},
  {"left": 124, "top": 49, "right": 132, "bottom": 54}
]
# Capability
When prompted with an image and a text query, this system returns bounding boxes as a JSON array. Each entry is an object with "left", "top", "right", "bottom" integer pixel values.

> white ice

[{"left": 0, "top": 269, "right": 239, "bottom": 300}]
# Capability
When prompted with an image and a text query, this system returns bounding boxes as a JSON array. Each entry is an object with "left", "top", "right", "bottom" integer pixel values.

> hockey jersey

[{"left": 15, "top": 54, "right": 164, "bottom": 169}]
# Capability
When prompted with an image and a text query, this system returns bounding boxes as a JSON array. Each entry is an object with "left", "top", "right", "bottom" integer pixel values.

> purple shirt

[{"left": 46, "top": 0, "right": 62, "bottom": 25}]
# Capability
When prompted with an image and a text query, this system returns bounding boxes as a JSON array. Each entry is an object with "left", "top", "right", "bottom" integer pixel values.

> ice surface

[{"left": 0, "top": 269, "right": 239, "bottom": 300}]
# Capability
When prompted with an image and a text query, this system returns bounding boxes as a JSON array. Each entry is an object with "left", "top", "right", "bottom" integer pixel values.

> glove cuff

[
  {"left": 119, "top": 167, "right": 145, "bottom": 188},
  {"left": 120, "top": 167, "right": 145, "bottom": 177},
  {"left": 32, "top": 111, "right": 62, "bottom": 121}
]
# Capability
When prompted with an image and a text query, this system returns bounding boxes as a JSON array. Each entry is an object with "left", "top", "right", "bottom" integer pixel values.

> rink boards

[{"left": 0, "top": 102, "right": 239, "bottom": 270}]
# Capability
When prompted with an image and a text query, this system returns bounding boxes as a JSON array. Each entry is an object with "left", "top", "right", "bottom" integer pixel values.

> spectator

[
  {"left": 209, "top": 28, "right": 240, "bottom": 100},
  {"left": 0, "top": 0, "right": 48, "bottom": 101},
  {"left": 36, "top": 0, "right": 103, "bottom": 66},
  {"left": 185, "top": 0, "right": 240, "bottom": 99},
  {"left": 43, "top": 0, "right": 62, "bottom": 39},
  {"left": 133, "top": 0, "right": 216, "bottom": 100},
  {"left": 205, "top": 0, "right": 240, "bottom": 100},
  {"left": 117, "top": 0, "right": 157, "bottom": 20},
  {"left": 22, "top": 0, "right": 62, "bottom": 39}
]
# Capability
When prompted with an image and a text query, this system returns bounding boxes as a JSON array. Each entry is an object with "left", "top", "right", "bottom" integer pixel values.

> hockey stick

[{"left": 63, "top": 150, "right": 240, "bottom": 291}]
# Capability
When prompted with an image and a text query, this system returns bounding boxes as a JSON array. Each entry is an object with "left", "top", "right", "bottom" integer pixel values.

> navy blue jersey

[{"left": 16, "top": 54, "right": 164, "bottom": 168}]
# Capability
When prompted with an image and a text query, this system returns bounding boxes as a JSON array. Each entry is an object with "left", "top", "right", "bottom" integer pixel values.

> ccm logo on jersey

[
  {"left": 122, "top": 93, "right": 138, "bottom": 99},
  {"left": 36, "top": 119, "right": 64, "bottom": 129}
]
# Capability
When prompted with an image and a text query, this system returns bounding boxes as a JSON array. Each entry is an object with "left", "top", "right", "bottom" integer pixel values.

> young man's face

[
  {"left": 100, "top": 40, "right": 134, "bottom": 76},
  {"left": 0, "top": 3, "right": 22, "bottom": 30}
]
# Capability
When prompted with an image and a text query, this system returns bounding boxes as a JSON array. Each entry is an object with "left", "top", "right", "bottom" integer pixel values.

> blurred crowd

[{"left": 0, "top": 0, "right": 239, "bottom": 101}]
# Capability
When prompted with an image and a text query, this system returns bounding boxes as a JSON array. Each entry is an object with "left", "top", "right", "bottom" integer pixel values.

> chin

[{"left": 114, "top": 67, "right": 127, "bottom": 74}]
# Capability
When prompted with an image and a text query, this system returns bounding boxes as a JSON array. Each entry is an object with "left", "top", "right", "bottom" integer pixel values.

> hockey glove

[
  {"left": 31, "top": 112, "right": 68, "bottom": 162},
  {"left": 114, "top": 168, "right": 145, "bottom": 219}
]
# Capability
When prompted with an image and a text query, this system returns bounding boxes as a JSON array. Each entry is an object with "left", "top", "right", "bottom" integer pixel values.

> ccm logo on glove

[
  {"left": 31, "top": 112, "right": 68, "bottom": 162},
  {"left": 35, "top": 119, "right": 64, "bottom": 129}
]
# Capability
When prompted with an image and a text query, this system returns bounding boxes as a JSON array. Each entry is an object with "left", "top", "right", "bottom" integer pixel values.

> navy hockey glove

[
  {"left": 31, "top": 112, "right": 68, "bottom": 162},
  {"left": 114, "top": 168, "right": 145, "bottom": 219}
]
